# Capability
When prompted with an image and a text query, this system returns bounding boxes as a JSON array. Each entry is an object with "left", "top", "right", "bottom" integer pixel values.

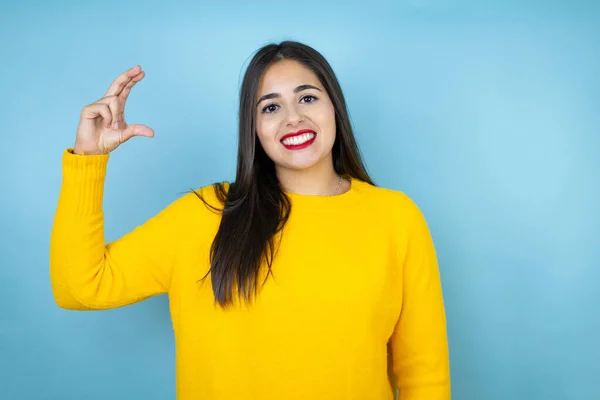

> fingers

[
  {"left": 121, "top": 124, "right": 155, "bottom": 142},
  {"left": 99, "top": 123, "right": 154, "bottom": 154},
  {"left": 81, "top": 103, "right": 112, "bottom": 128},
  {"left": 91, "top": 94, "right": 154, "bottom": 139},
  {"left": 104, "top": 65, "right": 143, "bottom": 98},
  {"left": 119, "top": 71, "right": 145, "bottom": 101},
  {"left": 93, "top": 65, "right": 145, "bottom": 129},
  {"left": 95, "top": 96, "right": 123, "bottom": 129}
]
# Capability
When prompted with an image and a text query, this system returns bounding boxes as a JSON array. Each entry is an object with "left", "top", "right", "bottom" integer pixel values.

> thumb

[{"left": 122, "top": 124, "right": 155, "bottom": 141}]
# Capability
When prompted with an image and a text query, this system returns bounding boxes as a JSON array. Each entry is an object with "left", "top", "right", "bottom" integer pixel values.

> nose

[{"left": 284, "top": 103, "right": 303, "bottom": 127}]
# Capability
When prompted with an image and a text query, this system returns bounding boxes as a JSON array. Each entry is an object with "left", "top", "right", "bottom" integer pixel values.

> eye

[
  {"left": 262, "top": 103, "right": 279, "bottom": 114},
  {"left": 300, "top": 95, "right": 318, "bottom": 104}
]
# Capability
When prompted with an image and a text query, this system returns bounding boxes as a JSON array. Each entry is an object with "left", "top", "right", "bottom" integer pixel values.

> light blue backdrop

[{"left": 1, "top": 1, "right": 598, "bottom": 399}]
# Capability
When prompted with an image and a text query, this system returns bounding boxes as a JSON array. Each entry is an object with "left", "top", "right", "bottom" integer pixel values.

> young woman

[{"left": 50, "top": 41, "right": 450, "bottom": 399}]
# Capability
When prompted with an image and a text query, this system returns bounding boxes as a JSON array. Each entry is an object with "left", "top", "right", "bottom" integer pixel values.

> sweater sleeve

[
  {"left": 50, "top": 148, "right": 188, "bottom": 310},
  {"left": 390, "top": 196, "right": 451, "bottom": 399}
]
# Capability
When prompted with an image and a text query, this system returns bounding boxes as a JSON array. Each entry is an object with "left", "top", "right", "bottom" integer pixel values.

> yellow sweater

[{"left": 50, "top": 149, "right": 450, "bottom": 400}]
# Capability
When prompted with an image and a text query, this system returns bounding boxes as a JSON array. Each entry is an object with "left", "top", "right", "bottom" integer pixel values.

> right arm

[
  {"left": 49, "top": 150, "right": 192, "bottom": 310},
  {"left": 50, "top": 65, "right": 181, "bottom": 310}
]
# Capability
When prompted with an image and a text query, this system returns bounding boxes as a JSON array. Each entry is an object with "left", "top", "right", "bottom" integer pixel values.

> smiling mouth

[{"left": 280, "top": 129, "right": 317, "bottom": 150}]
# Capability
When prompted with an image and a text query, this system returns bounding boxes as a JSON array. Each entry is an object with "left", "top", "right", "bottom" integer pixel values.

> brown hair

[{"left": 196, "top": 40, "right": 374, "bottom": 307}]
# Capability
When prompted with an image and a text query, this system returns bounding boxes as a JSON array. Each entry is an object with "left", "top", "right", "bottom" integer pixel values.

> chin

[
  {"left": 277, "top": 151, "right": 330, "bottom": 171},
  {"left": 283, "top": 161, "right": 320, "bottom": 171}
]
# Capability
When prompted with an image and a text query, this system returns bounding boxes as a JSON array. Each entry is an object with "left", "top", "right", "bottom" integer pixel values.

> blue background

[{"left": 1, "top": 1, "right": 598, "bottom": 399}]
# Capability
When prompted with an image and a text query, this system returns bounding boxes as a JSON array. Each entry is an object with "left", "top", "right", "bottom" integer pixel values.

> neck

[{"left": 276, "top": 157, "right": 341, "bottom": 196}]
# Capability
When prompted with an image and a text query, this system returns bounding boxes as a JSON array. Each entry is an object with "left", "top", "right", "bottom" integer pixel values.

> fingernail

[{"left": 112, "top": 122, "right": 119, "bottom": 130}]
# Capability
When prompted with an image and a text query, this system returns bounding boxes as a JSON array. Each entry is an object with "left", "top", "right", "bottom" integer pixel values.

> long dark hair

[{"left": 195, "top": 40, "right": 374, "bottom": 307}]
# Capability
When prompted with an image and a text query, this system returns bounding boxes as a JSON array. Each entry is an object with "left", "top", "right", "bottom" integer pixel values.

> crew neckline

[{"left": 283, "top": 176, "right": 364, "bottom": 209}]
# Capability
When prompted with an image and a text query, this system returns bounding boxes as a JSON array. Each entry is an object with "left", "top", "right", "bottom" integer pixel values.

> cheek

[
  {"left": 256, "top": 116, "right": 279, "bottom": 141},
  {"left": 316, "top": 102, "right": 336, "bottom": 134},
  {"left": 255, "top": 121, "right": 283, "bottom": 154}
]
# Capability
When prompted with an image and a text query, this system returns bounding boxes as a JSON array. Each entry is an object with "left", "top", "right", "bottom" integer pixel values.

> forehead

[{"left": 257, "top": 59, "right": 321, "bottom": 93}]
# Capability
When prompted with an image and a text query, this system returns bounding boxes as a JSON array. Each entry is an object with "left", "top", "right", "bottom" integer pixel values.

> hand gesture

[{"left": 73, "top": 65, "right": 154, "bottom": 155}]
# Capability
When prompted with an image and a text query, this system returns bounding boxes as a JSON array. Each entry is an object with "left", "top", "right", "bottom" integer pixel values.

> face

[{"left": 255, "top": 59, "right": 336, "bottom": 173}]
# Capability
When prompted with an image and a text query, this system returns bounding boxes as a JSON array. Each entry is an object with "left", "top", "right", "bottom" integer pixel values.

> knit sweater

[{"left": 50, "top": 148, "right": 450, "bottom": 400}]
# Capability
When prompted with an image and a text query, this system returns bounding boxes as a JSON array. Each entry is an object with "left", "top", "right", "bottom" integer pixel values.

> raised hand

[{"left": 73, "top": 65, "right": 154, "bottom": 155}]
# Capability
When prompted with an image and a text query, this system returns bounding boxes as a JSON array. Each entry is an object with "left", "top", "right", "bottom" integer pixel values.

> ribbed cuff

[{"left": 60, "top": 148, "right": 110, "bottom": 215}]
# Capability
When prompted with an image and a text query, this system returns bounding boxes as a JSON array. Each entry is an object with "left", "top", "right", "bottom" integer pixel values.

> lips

[
  {"left": 280, "top": 129, "right": 317, "bottom": 150},
  {"left": 280, "top": 129, "right": 316, "bottom": 142}
]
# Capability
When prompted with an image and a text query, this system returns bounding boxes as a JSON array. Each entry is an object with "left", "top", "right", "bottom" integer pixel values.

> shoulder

[
  {"left": 189, "top": 181, "right": 230, "bottom": 210},
  {"left": 140, "top": 182, "right": 230, "bottom": 244},
  {"left": 158, "top": 181, "right": 230, "bottom": 220},
  {"left": 352, "top": 179, "right": 432, "bottom": 236},
  {"left": 353, "top": 179, "right": 422, "bottom": 216}
]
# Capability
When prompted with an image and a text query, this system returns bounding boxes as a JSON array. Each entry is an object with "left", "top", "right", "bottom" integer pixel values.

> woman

[{"left": 50, "top": 41, "right": 450, "bottom": 399}]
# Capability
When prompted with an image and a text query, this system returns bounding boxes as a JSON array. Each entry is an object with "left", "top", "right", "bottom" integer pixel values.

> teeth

[{"left": 282, "top": 133, "right": 315, "bottom": 146}]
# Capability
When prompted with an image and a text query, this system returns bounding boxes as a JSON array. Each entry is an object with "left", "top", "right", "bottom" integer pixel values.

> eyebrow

[{"left": 256, "top": 84, "right": 323, "bottom": 107}]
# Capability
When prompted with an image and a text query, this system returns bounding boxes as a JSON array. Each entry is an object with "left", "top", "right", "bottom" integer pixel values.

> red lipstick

[{"left": 280, "top": 129, "right": 317, "bottom": 150}]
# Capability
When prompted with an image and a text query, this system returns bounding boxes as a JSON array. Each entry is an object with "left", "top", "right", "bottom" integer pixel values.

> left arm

[{"left": 390, "top": 196, "right": 451, "bottom": 399}]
